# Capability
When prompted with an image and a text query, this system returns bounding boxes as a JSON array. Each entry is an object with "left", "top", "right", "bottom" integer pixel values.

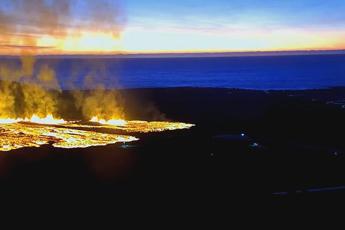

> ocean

[{"left": 2, "top": 54, "right": 345, "bottom": 90}]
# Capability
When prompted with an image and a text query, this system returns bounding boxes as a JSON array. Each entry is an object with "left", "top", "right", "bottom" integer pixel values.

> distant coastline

[
  {"left": 1, "top": 50, "right": 345, "bottom": 59},
  {"left": 109, "top": 50, "right": 345, "bottom": 59}
]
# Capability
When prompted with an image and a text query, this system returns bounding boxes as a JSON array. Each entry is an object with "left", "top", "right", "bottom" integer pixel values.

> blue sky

[
  {"left": 119, "top": 0, "right": 345, "bottom": 52},
  {"left": 1, "top": 0, "right": 345, "bottom": 54},
  {"left": 125, "top": 0, "right": 345, "bottom": 29}
]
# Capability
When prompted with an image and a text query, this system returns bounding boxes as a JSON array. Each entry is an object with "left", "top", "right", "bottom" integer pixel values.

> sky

[{"left": 1, "top": 0, "right": 345, "bottom": 54}]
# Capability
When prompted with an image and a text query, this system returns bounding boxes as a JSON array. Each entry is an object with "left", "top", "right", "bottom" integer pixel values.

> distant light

[
  {"left": 241, "top": 133, "right": 245, "bottom": 137},
  {"left": 251, "top": 143, "right": 259, "bottom": 148}
]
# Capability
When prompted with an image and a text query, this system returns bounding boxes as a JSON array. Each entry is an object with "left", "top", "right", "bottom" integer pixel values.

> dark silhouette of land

[{"left": 1, "top": 87, "right": 345, "bottom": 212}]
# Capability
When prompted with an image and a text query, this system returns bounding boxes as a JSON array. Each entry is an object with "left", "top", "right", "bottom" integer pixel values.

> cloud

[{"left": 0, "top": 0, "right": 125, "bottom": 54}]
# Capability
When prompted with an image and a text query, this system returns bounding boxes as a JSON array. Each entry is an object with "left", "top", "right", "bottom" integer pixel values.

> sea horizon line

[{"left": 1, "top": 49, "right": 345, "bottom": 58}]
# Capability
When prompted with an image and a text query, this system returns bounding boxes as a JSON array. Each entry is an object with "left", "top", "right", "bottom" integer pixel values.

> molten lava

[
  {"left": 89, "top": 116, "right": 194, "bottom": 132},
  {"left": 0, "top": 0, "right": 195, "bottom": 152},
  {"left": 0, "top": 122, "right": 138, "bottom": 152},
  {"left": 90, "top": 116, "right": 127, "bottom": 126},
  {"left": 0, "top": 115, "right": 194, "bottom": 152},
  {"left": 88, "top": 117, "right": 194, "bottom": 133}
]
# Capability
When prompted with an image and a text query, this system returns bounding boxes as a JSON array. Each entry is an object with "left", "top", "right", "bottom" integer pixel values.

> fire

[
  {"left": 0, "top": 118, "right": 23, "bottom": 124},
  {"left": 90, "top": 116, "right": 127, "bottom": 126},
  {"left": 0, "top": 0, "right": 195, "bottom": 152},
  {"left": 0, "top": 114, "right": 66, "bottom": 125},
  {"left": 24, "top": 114, "right": 67, "bottom": 125}
]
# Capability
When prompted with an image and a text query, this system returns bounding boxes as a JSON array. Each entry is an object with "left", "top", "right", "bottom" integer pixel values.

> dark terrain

[{"left": 1, "top": 87, "right": 345, "bottom": 212}]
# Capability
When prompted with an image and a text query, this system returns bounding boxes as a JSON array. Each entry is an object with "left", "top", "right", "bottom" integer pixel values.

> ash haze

[
  {"left": 0, "top": 0, "right": 127, "bottom": 121},
  {"left": 0, "top": 0, "right": 345, "bottom": 55}
]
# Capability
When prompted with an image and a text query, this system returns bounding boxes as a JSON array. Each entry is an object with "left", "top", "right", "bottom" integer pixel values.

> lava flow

[
  {"left": 88, "top": 116, "right": 194, "bottom": 133},
  {"left": 0, "top": 0, "right": 194, "bottom": 152},
  {"left": 0, "top": 115, "right": 194, "bottom": 152}
]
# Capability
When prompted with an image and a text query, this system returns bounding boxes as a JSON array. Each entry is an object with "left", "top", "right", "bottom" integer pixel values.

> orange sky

[
  {"left": 1, "top": 28, "right": 345, "bottom": 55},
  {"left": 1, "top": 0, "right": 345, "bottom": 55}
]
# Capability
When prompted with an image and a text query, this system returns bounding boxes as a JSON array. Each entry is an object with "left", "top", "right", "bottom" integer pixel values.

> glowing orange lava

[
  {"left": 0, "top": 122, "right": 138, "bottom": 152},
  {"left": 90, "top": 116, "right": 127, "bottom": 126},
  {"left": 86, "top": 118, "right": 195, "bottom": 133},
  {"left": 0, "top": 115, "right": 195, "bottom": 152}
]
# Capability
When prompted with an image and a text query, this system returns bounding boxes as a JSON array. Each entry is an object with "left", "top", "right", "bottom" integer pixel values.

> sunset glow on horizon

[{"left": 1, "top": 0, "right": 345, "bottom": 55}]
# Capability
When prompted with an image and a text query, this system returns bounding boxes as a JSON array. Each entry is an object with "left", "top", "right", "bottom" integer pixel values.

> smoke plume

[{"left": 0, "top": 0, "right": 126, "bottom": 120}]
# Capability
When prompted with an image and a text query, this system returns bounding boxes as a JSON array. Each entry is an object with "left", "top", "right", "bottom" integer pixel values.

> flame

[
  {"left": 0, "top": 114, "right": 66, "bottom": 125},
  {"left": 90, "top": 116, "right": 127, "bottom": 126},
  {"left": 24, "top": 114, "right": 66, "bottom": 125},
  {"left": 0, "top": 118, "right": 23, "bottom": 124}
]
